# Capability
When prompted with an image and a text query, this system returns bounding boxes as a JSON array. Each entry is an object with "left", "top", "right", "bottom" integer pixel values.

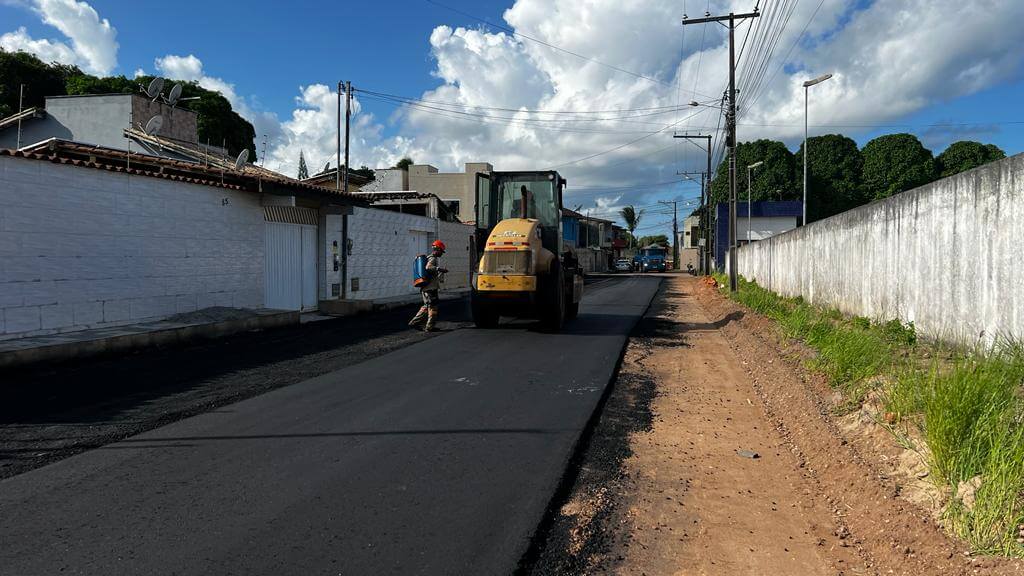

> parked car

[{"left": 614, "top": 258, "right": 633, "bottom": 272}]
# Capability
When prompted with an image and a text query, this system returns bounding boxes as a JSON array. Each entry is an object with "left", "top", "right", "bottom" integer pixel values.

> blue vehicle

[{"left": 633, "top": 245, "right": 668, "bottom": 273}]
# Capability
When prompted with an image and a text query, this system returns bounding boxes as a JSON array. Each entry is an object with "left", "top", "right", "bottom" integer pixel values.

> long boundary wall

[{"left": 736, "top": 153, "right": 1024, "bottom": 345}]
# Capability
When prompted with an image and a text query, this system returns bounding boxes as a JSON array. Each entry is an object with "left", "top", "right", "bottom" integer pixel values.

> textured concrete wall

[
  {"left": 737, "top": 153, "right": 1024, "bottom": 344},
  {"left": 0, "top": 94, "right": 199, "bottom": 151},
  {"left": 407, "top": 163, "right": 491, "bottom": 223},
  {"left": 346, "top": 208, "right": 473, "bottom": 300},
  {"left": 0, "top": 155, "right": 264, "bottom": 339}
]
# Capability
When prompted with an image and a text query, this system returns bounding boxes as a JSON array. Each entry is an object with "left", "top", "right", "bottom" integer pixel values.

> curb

[{"left": 0, "top": 310, "right": 299, "bottom": 370}]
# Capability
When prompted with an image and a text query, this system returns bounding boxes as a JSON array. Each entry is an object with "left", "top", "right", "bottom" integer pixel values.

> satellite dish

[
  {"left": 166, "top": 83, "right": 182, "bottom": 107},
  {"left": 146, "top": 77, "right": 165, "bottom": 100},
  {"left": 143, "top": 115, "right": 163, "bottom": 135},
  {"left": 234, "top": 149, "right": 250, "bottom": 170}
]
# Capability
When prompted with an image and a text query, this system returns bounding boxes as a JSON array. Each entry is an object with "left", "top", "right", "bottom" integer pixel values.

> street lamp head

[
  {"left": 803, "top": 73, "right": 833, "bottom": 88},
  {"left": 688, "top": 100, "right": 700, "bottom": 107},
  {"left": 748, "top": 161, "right": 764, "bottom": 169}
]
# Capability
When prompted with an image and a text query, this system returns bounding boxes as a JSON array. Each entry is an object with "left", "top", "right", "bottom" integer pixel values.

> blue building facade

[{"left": 714, "top": 201, "right": 803, "bottom": 270}]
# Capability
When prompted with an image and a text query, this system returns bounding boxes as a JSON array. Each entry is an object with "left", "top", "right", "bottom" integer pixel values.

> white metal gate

[
  {"left": 408, "top": 231, "right": 430, "bottom": 263},
  {"left": 265, "top": 222, "right": 318, "bottom": 311}
]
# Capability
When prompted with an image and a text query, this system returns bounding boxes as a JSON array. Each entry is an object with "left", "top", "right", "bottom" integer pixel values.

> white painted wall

[
  {"left": 345, "top": 207, "right": 473, "bottom": 300},
  {"left": 0, "top": 155, "right": 264, "bottom": 339},
  {"left": 737, "top": 216, "right": 798, "bottom": 242},
  {"left": 737, "top": 153, "right": 1024, "bottom": 345}
]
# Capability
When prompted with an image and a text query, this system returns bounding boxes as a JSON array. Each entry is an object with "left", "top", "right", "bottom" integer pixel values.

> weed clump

[{"left": 713, "top": 274, "right": 1024, "bottom": 557}]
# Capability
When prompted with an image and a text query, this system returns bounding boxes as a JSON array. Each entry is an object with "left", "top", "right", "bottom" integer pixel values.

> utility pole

[
  {"left": 683, "top": 9, "right": 759, "bottom": 292},
  {"left": 16, "top": 84, "right": 25, "bottom": 149},
  {"left": 341, "top": 80, "right": 353, "bottom": 300},
  {"left": 336, "top": 81, "right": 342, "bottom": 192},
  {"left": 344, "top": 80, "right": 352, "bottom": 196},
  {"left": 673, "top": 133, "right": 712, "bottom": 274},
  {"left": 659, "top": 200, "right": 678, "bottom": 270}
]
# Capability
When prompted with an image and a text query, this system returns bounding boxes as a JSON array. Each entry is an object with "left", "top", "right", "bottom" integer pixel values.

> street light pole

[
  {"left": 802, "top": 73, "right": 832, "bottom": 226},
  {"left": 746, "top": 161, "right": 763, "bottom": 244}
]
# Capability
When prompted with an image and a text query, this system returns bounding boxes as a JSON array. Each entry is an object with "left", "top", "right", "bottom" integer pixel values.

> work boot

[
  {"left": 409, "top": 306, "right": 428, "bottom": 328},
  {"left": 424, "top": 309, "right": 438, "bottom": 332}
]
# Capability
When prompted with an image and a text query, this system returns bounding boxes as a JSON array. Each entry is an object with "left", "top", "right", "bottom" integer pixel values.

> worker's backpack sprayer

[
  {"left": 412, "top": 254, "right": 429, "bottom": 288},
  {"left": 413, "top": 240, "right": 447, "bottom": 288}
]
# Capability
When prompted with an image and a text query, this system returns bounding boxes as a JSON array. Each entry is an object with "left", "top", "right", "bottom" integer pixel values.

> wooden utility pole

[
  {"left": 673, "top": 133, "right": 712, "bottom": 274},
  {"left": 341, "top": 81, "right": 353, "bottom": 299},
  {"left": 344, "top": 80, "right": 352, "bottom": 196},
  {"left": 659, "top": 200, "right": 678, "bottom": 270},
  {"left": 336, "top": 81, "right": 342, "bottom": 191},
  {"left": 683, "top": 10, "right": 759, "bottom": 291}
]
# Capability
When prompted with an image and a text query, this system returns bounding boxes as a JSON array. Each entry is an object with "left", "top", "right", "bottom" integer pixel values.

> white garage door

[{"left": 265, "top": 222, "right": 318, "bottom": 311}]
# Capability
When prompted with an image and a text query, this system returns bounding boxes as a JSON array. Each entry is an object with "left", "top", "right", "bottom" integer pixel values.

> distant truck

[{"left": 633, "top": 245, "right": 668, "bottom": 273}]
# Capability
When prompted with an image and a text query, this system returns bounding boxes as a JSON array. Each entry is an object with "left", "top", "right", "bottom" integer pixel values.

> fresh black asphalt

[{"left": 0, "top": 276, "right": 660, "bottom": 575}]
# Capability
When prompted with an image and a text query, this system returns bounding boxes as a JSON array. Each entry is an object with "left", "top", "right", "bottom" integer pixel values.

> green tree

[
  {"left": 64, "top": 73, "right": 135, "bottom": 96},
  {"left": 619, "top": 205, "right": 642, "bottom": 247},
  {"left": 352, "top": 165, "right": 375, "bottom": 180},
  {"left": 796, "top": 134, "right": 866, "bottom": 222},
  {"left": 637, "top": 234, "right": 669, "bottom": 248},
  {"left": 860, "top": 133, "right": 937, "bottom": 200},
  {"left": 0, "top": 50, "right": 258, "bottom": 161},
  {"left": 936, "top": 140, "right": 1006, "bottom": 178},
  {"left": 709, "top": 139, "right": 798, "bottom": 209},
  {"left": 297, "top": 150, "right": 309, "bottom": 179},
  {"left": 395, "top": 157, "right": 413, "bottom": 170},
  {"left": 0, "top": 49, "right": 77, "bottom": 116}
]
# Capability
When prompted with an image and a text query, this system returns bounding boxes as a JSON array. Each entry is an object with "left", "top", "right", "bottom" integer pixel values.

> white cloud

[
  {"left": 7, "top": 0, "right": 1015, "bottom": 234},
  {"left": 0, "top": 26, "right": 77, "bottom": 64},
  {"left": 154, "top": 53, "right": 283, "bottom": 155},
  {"left": 301, "top": 0, "right": 1021, "bottom": 227},
  {"left": 264, "top": 83, "right": 400, "bottom": 179},
  {"left": 0, "top": 0, "right": 117, "bottom": 75}
]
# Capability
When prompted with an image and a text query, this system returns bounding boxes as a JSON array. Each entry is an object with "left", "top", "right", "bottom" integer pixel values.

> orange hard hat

[{"left": 432, "top": 240, "right": 447, "bottom": 251}]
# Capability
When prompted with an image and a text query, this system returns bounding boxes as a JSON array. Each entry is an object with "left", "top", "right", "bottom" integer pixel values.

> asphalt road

[{"left": 0, "top": 276, "right": 659, "bottom": 576}]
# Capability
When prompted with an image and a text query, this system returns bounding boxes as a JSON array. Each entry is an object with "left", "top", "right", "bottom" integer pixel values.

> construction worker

[{"left": 409, "top": 240, "right": 448, "bottom": 332}]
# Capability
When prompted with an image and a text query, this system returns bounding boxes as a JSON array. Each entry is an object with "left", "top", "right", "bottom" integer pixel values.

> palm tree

[{"left": 620, "top": 205, "right": 642, "bottom": 248}]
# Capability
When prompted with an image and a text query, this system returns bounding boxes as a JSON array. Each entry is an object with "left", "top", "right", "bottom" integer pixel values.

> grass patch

[{"left": 711, "top": 273, "right": 1024, "bottom": 557}]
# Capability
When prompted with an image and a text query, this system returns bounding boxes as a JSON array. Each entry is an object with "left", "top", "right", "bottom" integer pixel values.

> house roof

[
  {"left": 560, "top": 207, "right": 613, "bottom": 224},
  {"left": 301, "top": 167, "right": 374, "bottom": 188},
  {"left": 2, "top": 139, "right": 365, "bottom": 203},
  {"left": 0, "top": 107, "right": 46, "bottom": 133},
  {"left": 354, "top": 190, "right": 461, "bottom": 222}
]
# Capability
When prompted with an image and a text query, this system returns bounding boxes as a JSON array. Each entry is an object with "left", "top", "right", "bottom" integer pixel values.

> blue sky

[{"left": 3, "top": 0, "right": 1023, "bottom": 237}]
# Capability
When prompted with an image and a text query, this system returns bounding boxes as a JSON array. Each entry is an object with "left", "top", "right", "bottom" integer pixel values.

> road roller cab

[{"left": 471, "top": 171, "right": 583, "bottom": 330}]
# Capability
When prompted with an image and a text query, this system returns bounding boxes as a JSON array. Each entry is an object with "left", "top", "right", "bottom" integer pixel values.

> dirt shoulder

[{"left": 528, "top": 275, "right": 1023, "bottom": 575}]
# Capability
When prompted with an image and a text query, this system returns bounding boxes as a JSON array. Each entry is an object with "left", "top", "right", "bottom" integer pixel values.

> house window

[{"left": 442, "top": 199, "right": 461, "bottom": 216}]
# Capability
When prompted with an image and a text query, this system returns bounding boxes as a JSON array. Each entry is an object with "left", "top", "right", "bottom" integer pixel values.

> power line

[
  {"left": 745, "top": 0, "right": 826, "bottom": 113},
  {"left": 739, "top": 120, "right": 1024, "bottom": 128},
  {"left": 358, "top": 93, "right": 684, "bottom": 126},
  {"left": 358, "top": 95, "right": 674, "bottom": 135},
  {"left": 549, "top": 109, "right": 706, "bottom": 169},
  {"left": 357, "top": 88, "right": 695, "bottom": 115}
]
